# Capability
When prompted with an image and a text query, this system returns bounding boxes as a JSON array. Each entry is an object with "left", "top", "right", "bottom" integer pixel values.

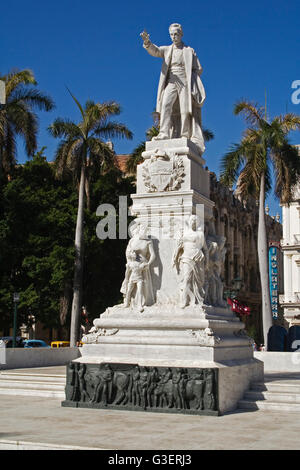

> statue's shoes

[{"left": 152, "top": 133, "right": 169, "bottom": 141}]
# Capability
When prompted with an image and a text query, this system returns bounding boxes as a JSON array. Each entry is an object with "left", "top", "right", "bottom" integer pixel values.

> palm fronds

[
  {"left": 48, "top": 92, "right": 132, "bottom": 194},
  {"left": 0, "top": 68, "right": 55, "bottom": 176},
  {"left": 221, "top": 100, "right": 300, "bottom": 205}
]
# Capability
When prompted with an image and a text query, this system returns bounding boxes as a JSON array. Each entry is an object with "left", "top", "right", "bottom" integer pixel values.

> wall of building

[
  {"left": 210, "top": 172, "right": 283, "bottom": 342},
  {"left": 280, "top": 158, "right": 300, "bottom": 326}
]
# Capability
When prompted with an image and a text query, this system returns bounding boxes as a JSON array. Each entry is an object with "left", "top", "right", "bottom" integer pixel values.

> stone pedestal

[
  {"left": 80, "top": 305, "right": 253, "bottom": 364},
  {"left": 65, "top": 138, "right": 263, "bottom": 415},
  {"left": 131, "top": 138, "right": 213, "bottom": 305}
]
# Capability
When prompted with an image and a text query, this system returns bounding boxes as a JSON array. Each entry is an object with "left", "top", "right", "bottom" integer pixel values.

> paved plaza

[{"left": 0, "top": 366, "right": 300, "bottom": 450}]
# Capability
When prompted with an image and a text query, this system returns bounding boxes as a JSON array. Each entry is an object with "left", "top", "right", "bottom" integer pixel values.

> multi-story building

[
  {"left": 279, "top": 145, "right": 300, "bottom": 327},
  {"left": 210, "top": 172, "right": 283, "bottom": 341}
]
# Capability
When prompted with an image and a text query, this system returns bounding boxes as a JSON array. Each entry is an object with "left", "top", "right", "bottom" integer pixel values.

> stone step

[
  {"left": 0, "top": 371, "right": 66, "bottom": 398},
  {"left": 244, "top": 390, "right": 300, "bottom": 403},
  {"left": 0, "top": 388, "right": 65, "bottom": 398},
  {"left": 238, "top": 373, "right": 300, "bottom": 412},
  {"left": 0, "top": 380, "right": 64, "bottom": 391},
  {"left": 238, "top": 399, "right": 300, "bottom": 412},
  {"left": 0, "top": 439, "right": 103, "bottom": 450},
  {"left": 251, "top": 382, "right": 300, "bottom": 394},
  {"left": 0, "top": 372, "right": 66, "bottom": 383}
]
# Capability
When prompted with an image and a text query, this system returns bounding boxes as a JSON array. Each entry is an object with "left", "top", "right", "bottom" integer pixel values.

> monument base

[
  {"left": 62, "top": 362, "right": 220, "bottom": 416},
  {"left": 62, "top": 305, "right": 263, "bottom": 414},
  {"left": 62, "top": 358, "right": 263, "bottom": 415},
  {"left": 79, "top": 304, "right": 255, "bottom": 364},
  {"left": 62, "top": 135, "right": 264, "bottom": 415}
]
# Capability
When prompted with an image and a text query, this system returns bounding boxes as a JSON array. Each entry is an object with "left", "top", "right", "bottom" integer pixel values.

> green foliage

[
  {"left": 48, "top": 92, "right": 133, "bottom": 345},
  {"left": 48, "top": 94, "right": 133, "bottom": 189},
  {"left": 83, "top": 168, "right": 134, "bottom": 318},
  {"left": 220, "top": 101, "right": 300, "bottom": 203},
  {"left": 0, "top": 69, "right": 55, "bottom": 177},
  {"left": 0, "top": 154, "right": 134, "bottom": 332},
  {"left": 0, "top": 152, "right": 76, "bottom": 331}
]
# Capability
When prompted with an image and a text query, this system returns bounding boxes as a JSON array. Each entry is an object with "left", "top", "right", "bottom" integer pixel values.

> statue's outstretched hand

[{"left": 140, "top": 30, "right": 150, "bottom": 45}]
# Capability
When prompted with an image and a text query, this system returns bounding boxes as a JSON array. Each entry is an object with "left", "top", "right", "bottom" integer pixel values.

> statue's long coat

[{"left": 144, "top": 42, "right": 206, "bottom": 115}]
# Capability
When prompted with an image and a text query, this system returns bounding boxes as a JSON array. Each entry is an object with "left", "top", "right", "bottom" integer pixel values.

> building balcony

[
  {"left": 280, "top": 235, "right": 300, "bottom": 250},
  {"left": 279, "top": 293, "right": 300, "bottom": 306}
]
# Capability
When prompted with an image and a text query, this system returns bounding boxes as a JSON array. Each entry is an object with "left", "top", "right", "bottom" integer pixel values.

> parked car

[
  {"left": 23, "top": 339, "right": 50, "bottom": 348},
  {"left": 0, "top": 336, "right": 25, "bottom": 348},
  {"left": 50, "top": 340, "right": 83, "bottom": 348},
  {"left": 51, "top": 341, "right": 70, "bottom": 348}
]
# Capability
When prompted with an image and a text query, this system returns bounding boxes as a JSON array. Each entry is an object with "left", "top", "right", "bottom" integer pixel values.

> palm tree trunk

[
  {"left": 70, "top": 163, "right": 86, "bottom": 347},
  {"left": 85, "top": 174, "right": 91, "bottom": 211},
  {"left": 59, "top": 280, "right": 72, "bottom": 326},
  {"left": 257, "top": 172, "right": 273, "bottom": 349}
]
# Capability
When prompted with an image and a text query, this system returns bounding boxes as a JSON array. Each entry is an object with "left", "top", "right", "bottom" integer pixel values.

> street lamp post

[
  {"left": 12, "top": 293, "right": 20, "bottom": 348},
  {"left": 224, "top": 276, "right": 243, "bottom": 300}
]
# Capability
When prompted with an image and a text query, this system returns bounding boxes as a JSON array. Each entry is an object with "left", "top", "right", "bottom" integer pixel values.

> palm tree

[
  {"left": 220, "top": 100, "right": 300, "bottom": 347},
  {"left": 0, "top": 69, "right": 54, "bottom": 176},
  {"left": 127, "top": 121, "right": 214, "bottom": 175},
  {"left": 48, "top": 91, "right": 132, "bottom": 347}
]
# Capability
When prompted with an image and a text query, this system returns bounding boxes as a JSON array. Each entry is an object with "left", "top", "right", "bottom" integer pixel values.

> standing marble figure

[
  {"left": 140, "top": 24, "right": 206, "bottom": 153},
  {"left": 120, "top": 222, "right": 156, "bottom": 310},
  {"left": 173, "top": 215, "right": 207, "bottom": 308}
]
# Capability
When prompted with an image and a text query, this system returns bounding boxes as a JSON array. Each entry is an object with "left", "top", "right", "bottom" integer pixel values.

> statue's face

[
  {"left": 138, "top": 224, "right": 148, "bottom": 239},
  {"left": 169, "top": 27, "right": 182, "bottom": 46},
  {"left": 189, "top": 216, "right": 197, "bottom": 230}
]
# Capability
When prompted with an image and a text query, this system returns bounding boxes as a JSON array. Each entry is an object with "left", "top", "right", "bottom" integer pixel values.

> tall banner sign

[{"left": 269, "top": 243, "right": 280, "bottom": 319}]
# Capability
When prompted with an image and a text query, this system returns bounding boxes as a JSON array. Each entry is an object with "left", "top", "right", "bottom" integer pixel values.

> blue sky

[{"left": 1, "top": 0, "right": 299, "bottom": 217}]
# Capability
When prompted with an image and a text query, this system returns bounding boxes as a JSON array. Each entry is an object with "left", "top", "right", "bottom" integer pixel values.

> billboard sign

[{"left": 269, "top": 243, "right": 280, "bottom": 319}]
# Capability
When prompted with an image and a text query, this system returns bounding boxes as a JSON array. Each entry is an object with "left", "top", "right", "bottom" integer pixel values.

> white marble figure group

[
  {"left": 120, "top": 223, "right": 156, "bottom": 312},
  {"left": 120, "top": 216, "right": 227, "bottom": 311}
]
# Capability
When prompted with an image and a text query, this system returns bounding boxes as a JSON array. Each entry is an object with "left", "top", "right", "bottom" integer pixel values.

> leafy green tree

[
  {"left": 0, "top": 153, "right": 134, "bottom": 338},
  {"left": 83, "top": 168, "right": 135, "bottom": 319},
  {"left": 0, "top": 69, "right": 54, "bottom": 177},
  {"left": 48, "top": 92, "right": 132, "bottom": 346},
  {"left": 0, "top": 150, "right": 76, "bottom": 335},
  {"left": 220, "top": 100, "right": 300, "bottom": 347}
]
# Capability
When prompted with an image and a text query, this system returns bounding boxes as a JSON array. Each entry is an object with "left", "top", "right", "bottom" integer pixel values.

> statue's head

[
  {"left": 129, "top": 221, "right": 148, "bottom": 240},
  {"left": 218, "top": 236, "right": 226, "bottom": 248},
  {"left": 138, "top": 222, "right": 149, "bottom": 239},
  {"left": 169, "top": 23, "right": 183, "bottom": 45},
  {"left": 189, "top": 215, "right": 197, "bottom": 230}
]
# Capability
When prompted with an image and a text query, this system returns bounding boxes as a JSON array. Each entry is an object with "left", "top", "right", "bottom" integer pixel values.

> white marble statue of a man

[{"left": 140, "top": 24, "right": 206, "bottom": 153}]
